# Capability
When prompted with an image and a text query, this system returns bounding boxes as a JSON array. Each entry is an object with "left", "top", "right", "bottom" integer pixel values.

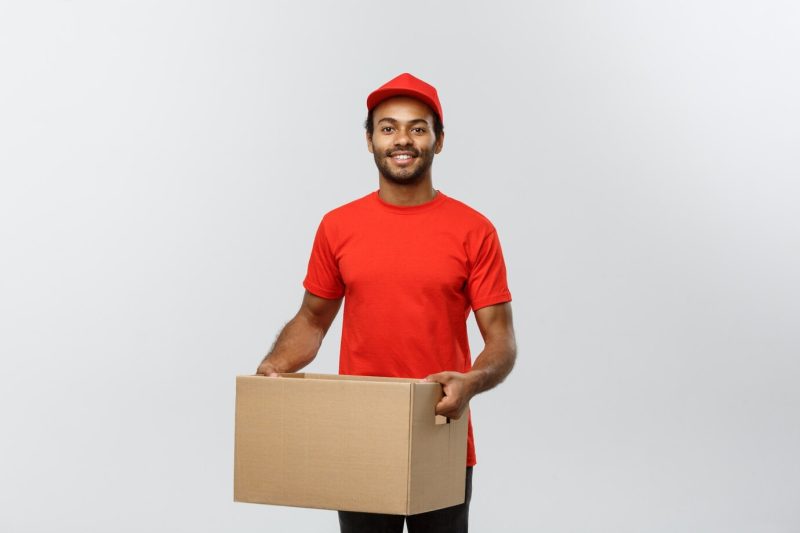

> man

[{"left": 256, "top": 73, "right": 517, "bottom": 533}]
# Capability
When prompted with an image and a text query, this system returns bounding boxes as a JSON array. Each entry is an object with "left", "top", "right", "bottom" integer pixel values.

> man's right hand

[{"left": 255, "top": 360, "right": 280, "bottom": 377}]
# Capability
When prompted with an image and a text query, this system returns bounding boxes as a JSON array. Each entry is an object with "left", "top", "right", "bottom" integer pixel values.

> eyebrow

[{"left": 376, "top": 117, "right": 431, "bottom": 126}]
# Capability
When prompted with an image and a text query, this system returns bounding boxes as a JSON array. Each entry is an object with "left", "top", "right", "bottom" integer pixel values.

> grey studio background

[{"left": 1, "top": 1, "right": 798, "bottom": 532}]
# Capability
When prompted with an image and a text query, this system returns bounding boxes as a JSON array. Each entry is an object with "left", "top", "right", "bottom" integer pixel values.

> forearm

[
  {"left": 425, "top": 302, "right": 516, "bottom": 418},
  {"left": 466, "top": 336, "right": 517, "bottom": 395},
  {"left": 426, "top": 336, "right": 516, "bottom": 419},
  {"left": 260, "top": 313, "right": 326, "bottom": 373}
]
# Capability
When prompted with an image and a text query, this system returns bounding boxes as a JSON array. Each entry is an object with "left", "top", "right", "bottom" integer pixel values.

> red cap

[{"left": 366, "top": 73, "right": 443, "bottom": 125}]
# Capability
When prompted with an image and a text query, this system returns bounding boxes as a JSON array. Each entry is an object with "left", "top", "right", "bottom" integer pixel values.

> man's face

[{"left": 367, "top": 96, "right": 444, "bottom": 186}]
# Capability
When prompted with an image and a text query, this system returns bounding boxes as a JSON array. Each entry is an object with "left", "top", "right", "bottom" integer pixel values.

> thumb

[{"left": 425, "top": 372, "right": 449, "bottom": 384}]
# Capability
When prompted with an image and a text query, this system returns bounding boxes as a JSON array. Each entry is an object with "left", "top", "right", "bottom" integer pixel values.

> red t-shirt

[{"left": 303, "top": 190, "right": 512, "bottom": 466}]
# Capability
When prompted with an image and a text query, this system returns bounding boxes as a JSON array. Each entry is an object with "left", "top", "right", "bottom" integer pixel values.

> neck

[{"left": 377, "top": 175, "right": 437, "bottom": 206}]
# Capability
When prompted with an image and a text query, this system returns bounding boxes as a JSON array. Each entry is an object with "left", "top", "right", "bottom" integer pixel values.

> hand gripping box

[{"left": 234, "top": 373, "right": 469, "bottom": 515}]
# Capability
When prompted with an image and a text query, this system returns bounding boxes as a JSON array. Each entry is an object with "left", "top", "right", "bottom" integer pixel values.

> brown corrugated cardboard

[{"left": 234, "top": 373, "right": 469, "bottom": 515}]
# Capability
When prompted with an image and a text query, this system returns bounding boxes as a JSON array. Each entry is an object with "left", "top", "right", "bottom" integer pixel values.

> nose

[{"left": 394, "top": 128, "right": 412, "bottom": 146}]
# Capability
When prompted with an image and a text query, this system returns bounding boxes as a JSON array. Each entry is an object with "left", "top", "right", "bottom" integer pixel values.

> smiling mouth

[{"left": 389, "top": 152, "right": 417, "bottom": 164}]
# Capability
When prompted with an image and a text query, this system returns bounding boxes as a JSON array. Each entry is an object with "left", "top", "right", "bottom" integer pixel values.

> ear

[
  {"left": 434, "top": 130, "right": 445, "bottom": 154},
  {"left": 366, "top": 131, "right": 374, "bottom": 154}
]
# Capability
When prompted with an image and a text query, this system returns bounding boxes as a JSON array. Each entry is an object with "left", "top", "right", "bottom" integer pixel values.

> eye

[
  {"left": 412, "top": 127, "right": 426, "bottom": 134},
  {"left": 381, "top": 126, "right": 394, "bottom": 133}
]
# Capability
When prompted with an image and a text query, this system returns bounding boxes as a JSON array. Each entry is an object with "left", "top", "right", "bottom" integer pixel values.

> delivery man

[{"left": 256, "top": 72, "right": 517, "bottom": 533}]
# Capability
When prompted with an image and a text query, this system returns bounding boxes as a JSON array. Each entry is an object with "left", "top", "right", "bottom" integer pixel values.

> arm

[
  {"left": 426, "top": 302, "right": 517, "bottom": 418},
  {"left": 255, "top": 290, "right": 343, "bottom": 376}
]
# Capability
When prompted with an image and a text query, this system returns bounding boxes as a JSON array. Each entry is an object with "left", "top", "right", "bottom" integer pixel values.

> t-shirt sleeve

[
  {"left": 466, "top": 228, "right": 512, "bottom": 311},
  {"left": 302, "top": 217, "right": 345, "bottom": 299}
]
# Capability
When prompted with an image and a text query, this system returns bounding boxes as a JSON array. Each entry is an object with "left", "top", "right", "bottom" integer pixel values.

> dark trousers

[{"left": 338, "top": 467, "right": 473, "bottom": 533}]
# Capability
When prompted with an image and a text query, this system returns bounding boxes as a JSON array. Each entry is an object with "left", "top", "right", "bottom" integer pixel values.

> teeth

[{"left": 393, "top": 155, "right": 412, "bottom": 160}]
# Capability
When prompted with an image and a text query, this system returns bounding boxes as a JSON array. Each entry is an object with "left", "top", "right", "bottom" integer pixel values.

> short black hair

[{"left": 364, "top": 108, "right": 444, "bottom": 139}]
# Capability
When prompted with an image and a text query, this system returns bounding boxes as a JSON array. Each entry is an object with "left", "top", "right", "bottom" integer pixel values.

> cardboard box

[{"left": 234, "top": 373, "right": 469, "bottom": 515}]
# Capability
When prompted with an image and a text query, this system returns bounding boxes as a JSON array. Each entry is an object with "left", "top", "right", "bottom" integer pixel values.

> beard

[{"left": 374, "top": 146, "right": 435, "bottom": 186}]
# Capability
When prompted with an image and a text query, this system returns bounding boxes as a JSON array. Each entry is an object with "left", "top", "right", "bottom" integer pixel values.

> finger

[
  {"left": 445, "top": 403, "right": 467, "bottom": 419},
  {"left": 447, "top": 410, "right": 464, "bottom": 420},
  {"left": 436, "top": 396, "right": 455, "bottom": 414},
  {"left": 437, "top": 405, "right": 460, "bottom": 419}
]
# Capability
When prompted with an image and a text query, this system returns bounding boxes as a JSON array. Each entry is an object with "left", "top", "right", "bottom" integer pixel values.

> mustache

[{"left": 385, "top": 148, "right": 420, "bottom": 157}]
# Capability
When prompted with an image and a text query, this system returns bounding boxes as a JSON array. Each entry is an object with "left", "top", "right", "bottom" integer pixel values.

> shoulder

[
  {"left": 440, "top": 193, "right": 498, "bottom": 234},
  {"left": 318, "top": 191, "right": 376, "bottom": 226}
]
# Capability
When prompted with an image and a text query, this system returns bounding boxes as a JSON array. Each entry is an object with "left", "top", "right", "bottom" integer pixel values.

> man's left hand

[{"left": 425, "top": 371, "right": 479, "bottom": 419}]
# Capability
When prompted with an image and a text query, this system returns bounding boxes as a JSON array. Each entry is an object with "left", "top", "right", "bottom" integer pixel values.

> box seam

[{"left": 405, "top": 382, "right": 414, "bottom": 515}]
